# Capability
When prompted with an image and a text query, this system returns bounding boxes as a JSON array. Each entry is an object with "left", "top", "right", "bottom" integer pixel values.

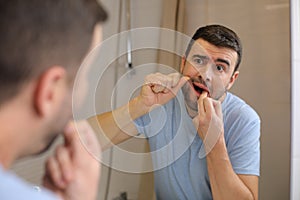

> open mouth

[{"left": 191, "top": 82, "right": 210, "bottom": 98}]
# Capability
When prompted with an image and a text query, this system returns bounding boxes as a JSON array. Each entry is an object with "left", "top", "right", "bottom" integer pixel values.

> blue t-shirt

[
  {"left": 135, "top": 91, "right": 261, "bottom": 200},
  {"left": 0, "top": 165, "right": 58, "bottom": 200}
]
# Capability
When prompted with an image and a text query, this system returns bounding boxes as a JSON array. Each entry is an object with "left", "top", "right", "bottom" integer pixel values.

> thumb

[
  {"left": 64, "top": 121, "right": 101, "bottom": 162},
  {"left": 171, "top": 76, "right": 190, "bottom": 94}
]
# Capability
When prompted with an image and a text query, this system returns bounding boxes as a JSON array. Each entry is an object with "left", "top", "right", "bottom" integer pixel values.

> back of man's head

[{"left": 0, "top": 0, "right": 107, "bottom": 106}]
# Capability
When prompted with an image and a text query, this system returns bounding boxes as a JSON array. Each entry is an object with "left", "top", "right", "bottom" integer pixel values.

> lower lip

[
  {"left": 191, "top": 84, "right": 201, "bottom": 98},
  {"left": 192, "top": 84, "right": 210, "bottom": 98}
]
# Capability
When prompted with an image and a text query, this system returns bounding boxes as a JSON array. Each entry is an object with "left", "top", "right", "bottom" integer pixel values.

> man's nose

[{"left": 195, "top": 64, "right": 212, "bottom": 82}]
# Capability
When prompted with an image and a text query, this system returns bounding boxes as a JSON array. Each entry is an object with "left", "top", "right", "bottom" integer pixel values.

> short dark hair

[
  {"left": 0, "top": 0, "right": 107, "bottom": 105},
  {"left": 185, "top": 24, "right": 242, "bottom": 73}
]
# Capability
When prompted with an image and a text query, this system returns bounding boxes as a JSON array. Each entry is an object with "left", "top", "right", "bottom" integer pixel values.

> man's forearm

[
  {"left": 88, "top": 96, "right": 150, "bottom": 150},
  {"left": 206, "top": 136, "right": 257, "bottom": 200},
  {"left": 88, "top": 73, "right": 187, "bottom": 150}
]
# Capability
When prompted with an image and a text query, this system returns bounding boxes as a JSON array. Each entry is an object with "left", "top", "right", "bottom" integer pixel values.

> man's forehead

[
  {"left": 189, "top": 39, "right": 210, "bottom": 56},
  {"left": 189, "top": 38, "right": 238, "bottom": 67}
]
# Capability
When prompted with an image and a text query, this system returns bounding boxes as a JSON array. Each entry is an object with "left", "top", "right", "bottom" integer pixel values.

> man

[
  {"left": 0, "top": 0, "right": 107, "bottom": 199},
  {"left": 89, "top": 25, "right": 260, "bottom": 200}
]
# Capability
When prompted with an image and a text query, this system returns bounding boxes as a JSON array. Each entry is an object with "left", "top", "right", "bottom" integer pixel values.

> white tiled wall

[{"left": 291, "top": 0, "right": 300, "bottom": 199}]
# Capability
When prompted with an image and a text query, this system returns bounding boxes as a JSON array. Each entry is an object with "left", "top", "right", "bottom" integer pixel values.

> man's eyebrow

[
  {"left": 192, "top": 54, "right": 210, "bottom": 60},
  {"left": 216, "top": 58, "right": 230, "bottom": 67},
  {"left": 191, "top": 55, "right": 231, "bottom": 67}
]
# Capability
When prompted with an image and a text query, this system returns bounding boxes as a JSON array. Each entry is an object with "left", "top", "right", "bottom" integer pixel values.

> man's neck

[
  {"left": 0, "top": 114, "right": 22, "bottom": 169},
  {"left": 0, "top": 102, "right": 32, "bottom": 169},
  {"left": 0, "top": 130, "right": 19, "bottom": 169},
  {"left": 185, "top": 101, "right": 198, "bottom": 118},
  {"left": 218, "top": 91, "right": 228, "bottom": 103}
]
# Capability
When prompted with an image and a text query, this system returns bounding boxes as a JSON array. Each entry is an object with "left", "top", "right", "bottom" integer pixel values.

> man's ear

[
  {"left": 180, "top": 56, "right": 186, "bottom": 73},
  {"left": 34, "top": 66, "right": 67, "bottom": 117},
  {"left": 226, "top": 71, "right": 239, "bottom": 90}
]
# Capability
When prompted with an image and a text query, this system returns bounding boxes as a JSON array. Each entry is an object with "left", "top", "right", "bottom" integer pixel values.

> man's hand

[
  {"left": 192, "top": 92, "right": 224, "bottom": 156},
  {"left": 43, "top": 121, "right": 101, "bottom": 200},
  {"left": 137, "top": 72, "right": 189, "bottom": 111}
]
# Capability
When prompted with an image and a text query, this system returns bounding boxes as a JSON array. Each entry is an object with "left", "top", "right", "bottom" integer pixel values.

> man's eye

[
  {"left": 216, "top": 65, "right": 225, "bottom": 72},
  {"left": 194, "top": 58, "right": 204, "bottom": 65}
]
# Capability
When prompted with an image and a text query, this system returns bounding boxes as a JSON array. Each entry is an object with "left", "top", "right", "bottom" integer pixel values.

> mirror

[{"left": 11, "top": 0, "right": 292, "bottom": 199}]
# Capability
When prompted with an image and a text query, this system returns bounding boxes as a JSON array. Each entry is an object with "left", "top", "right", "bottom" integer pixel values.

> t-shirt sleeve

[
  {"left": 226, "top": 105, "right": 261, "bottom": 176},
  {"left": 134, "top": 105, "right": 168, "bottom": 138},
  {"left": 134, "top": 112, "right": 151, "bottom": 137}
]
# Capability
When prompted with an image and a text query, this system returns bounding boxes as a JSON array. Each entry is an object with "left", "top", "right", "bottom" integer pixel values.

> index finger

[
  {"left": 75, "top": 120, "right": 101, "bottom": 158},
  {"left": 64, "top": 122, "right": 82, "bottom": 157},
  {"left": 198, "top": 91, "right": 208, "bottom": 116},
  {"left": 171, "top": 76, "right": 190, "bottom": 94}
]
